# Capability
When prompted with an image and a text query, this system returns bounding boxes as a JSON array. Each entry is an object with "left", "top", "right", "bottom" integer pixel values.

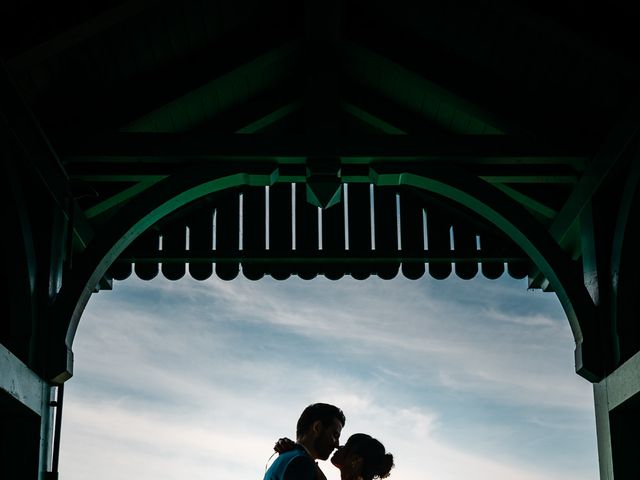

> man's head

[{"left": 296, "top": 403, "right": 345, "bottom": 460}]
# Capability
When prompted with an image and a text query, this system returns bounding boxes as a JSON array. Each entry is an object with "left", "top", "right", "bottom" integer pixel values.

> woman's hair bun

[{"left": 375, "top": 452, "right": 394, "bottom": 479}]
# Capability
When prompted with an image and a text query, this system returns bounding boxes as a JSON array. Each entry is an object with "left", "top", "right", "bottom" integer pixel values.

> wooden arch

[{"left": 49, "top": 165, "right": 599, "bottom": 383}]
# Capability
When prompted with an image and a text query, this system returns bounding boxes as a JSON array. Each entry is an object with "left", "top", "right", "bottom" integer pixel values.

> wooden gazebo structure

[{"left": 2, "top": 1, "right": 639, "bottom": 478}]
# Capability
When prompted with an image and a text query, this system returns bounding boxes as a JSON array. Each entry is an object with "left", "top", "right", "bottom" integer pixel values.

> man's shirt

[{"left": 263, "top": 445, "right": 316, "bottom": 480}]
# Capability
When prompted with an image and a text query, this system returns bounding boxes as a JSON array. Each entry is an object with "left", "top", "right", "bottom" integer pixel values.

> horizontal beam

[
  {"left": 0, "top": 343, "right": 46, "bottom": 415},
  {"left": 116, "top": 252, "right": 528, "bottom": 264},
  {"left": 57, "top": 132, "right": 589, "bottom": 163}
]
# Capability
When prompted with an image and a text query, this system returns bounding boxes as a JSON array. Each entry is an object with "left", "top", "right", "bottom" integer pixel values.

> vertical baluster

[
  {"left": 373, "top": 186, "right": 399, "bottom": 279},
  {"left": 161, "top": 222, "right": 186, "bottom": 281},
  {"left": 295, "top": 183, "right": 319, "bottom": 280},
  {"left": 134, "top": 229, "right": 160, "bottom": 280},
  {"left": 188, "top": 208, "right": 213, "bottom": 281},
  {"left": 399, "top": 191, "right": 426, "bottom": 280},
  {"left": 322, "top": 185, "right": 345, "bottom": 280},
  {"left": 479, "top": 231, "right": 505, "bottom": 279},
  {"left": 348, "top": 183, "right": 372, "bottom": 280},
  {"left": 452, "top": 221, "right": 478, "bottom": 280},
  {"left": 215, "top": 193, "right": 240, "bottom": 280},
  {"left": 426, "top": 209, "right": 452, "bottom": 280},
  {"left": 242, "top": 187, "right": 266, "bottom": 280},
  {"left": 269, "top": 184, "right": 293, "bottom": 280}
]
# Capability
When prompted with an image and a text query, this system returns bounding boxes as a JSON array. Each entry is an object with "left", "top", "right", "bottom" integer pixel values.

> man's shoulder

[
  {"left": 271, "top": 447, "right": 314, "bottom": 467},
  {"left": 264, "top": 448, "right": 316, "bottom": 480}
]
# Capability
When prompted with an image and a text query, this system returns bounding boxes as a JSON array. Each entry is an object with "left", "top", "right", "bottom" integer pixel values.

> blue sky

[{"left": 60, "top": 273, "right": 599, "bottom": 480}]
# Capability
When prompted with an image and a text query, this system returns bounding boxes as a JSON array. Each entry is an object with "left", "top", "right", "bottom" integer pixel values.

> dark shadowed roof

[{"left": 2, "top": 0, "right": 639, "bottom": 284}]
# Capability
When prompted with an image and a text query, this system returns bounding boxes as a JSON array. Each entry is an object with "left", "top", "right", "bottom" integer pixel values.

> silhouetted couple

[{"left": 264, "top": 403, "right": 394, "bottom": 480}]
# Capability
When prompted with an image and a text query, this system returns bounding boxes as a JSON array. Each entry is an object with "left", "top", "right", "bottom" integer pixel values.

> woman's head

[{"left": 331, "top": 433, "right": 394, "bottom": 480}]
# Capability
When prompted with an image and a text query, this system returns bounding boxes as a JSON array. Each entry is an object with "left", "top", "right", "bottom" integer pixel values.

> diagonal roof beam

[
  {"left": 342, "top": 80, "right": 453, "bottom": 136},
  {"left": 343, "top": 3, "right": 616, "bottom": 142},
  {"left": 35, "top": 18, "right": 299, "bottom": 133},
  {"left": 341, "top": 102, "right": 407, "bottom": 135},
  {"left": 528, "top": 122, "right": 639, "bottom": 288},
  {"left": 549, "top": 124, "right": 640, "bottom": 249},
  {"left": 342, "top": 42, "right": 506, "bottom": 136},
  {"left": 122, "top": 43, "right": 300, "bottom": 133}
]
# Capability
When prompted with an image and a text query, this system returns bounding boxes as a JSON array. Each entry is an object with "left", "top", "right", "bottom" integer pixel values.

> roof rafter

[
  {"left": 122, "top": 43, "right": 301, "bottom": 133},
  {"left": 35, "top": 18, "right": 300, "bottom": 132},
  {"left": 343, "top": 3, "right": 613, "bottom": 141},
  {"left": 342, "top": 80, "right": 453, "bottom": 136},
  {"left": 342, "top": 42, "right": 506, "bottom": 136}
]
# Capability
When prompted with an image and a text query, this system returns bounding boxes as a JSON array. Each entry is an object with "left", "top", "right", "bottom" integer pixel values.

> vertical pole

[
  {"left": 593, "top": 383, "right": 614, "bottom": 480},
  {"left": 39, "top": 384, "right": 55, "bottom": 480}
]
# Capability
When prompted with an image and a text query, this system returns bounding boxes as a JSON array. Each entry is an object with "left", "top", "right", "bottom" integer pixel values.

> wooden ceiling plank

[{"left": 6, "top": 0, "right": 159, "bottom": 72}]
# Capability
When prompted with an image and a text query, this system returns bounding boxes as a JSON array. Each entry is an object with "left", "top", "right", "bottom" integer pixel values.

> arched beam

[
  {"left": 51, "top": 163, "right": 601, "bottom": 382},
  {"left": 49, "top": 167, "right": 276, "bottom": 383},
  {"left": 373, "top": 167, "right": 600, "bottom": 381}
]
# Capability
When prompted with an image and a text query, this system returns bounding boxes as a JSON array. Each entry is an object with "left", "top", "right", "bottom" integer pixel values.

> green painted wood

[
  {"left": 612, "top": 145, "right": 640, "bottom": 364},
  {"left": 426, "top": 207, "right": 452, "bottom": 280},
  {"left": 400, "top": 191, "right": 426, "bottom": 279},
  {"left": 269, "top": 184, "right": 293, "bottom": 280},
  {"left": 322, "top": 185, "right": 346, "bottom": 280},
  {"left": 187, "top": 209, "right": 213, "bottom": 281},
  {"left": 241, "top": 187, "right": 266, "bottom": 280},
  {"left": 391, "top": 170, "right": 599, "bottom": 379},
  {"left": 347, "top": 183, "right": 372, "bottom": 280},
  {"left": 550, "top": 125, "right": 640, "bottom": 249},
  {"left": 214, "top": 193, "right": 240, "bottom": 280},
  {"left": 295, "top": 183, "right": 319, "bottom": 280},
  {"left": 342, "top": 42, "right": 505, "bottom": 135},
  {"left": 124, "top": 43, "right": 299, "bottom": 133},
  {"left": 373, "top": 186, "right": 400, "bottom": 279}
]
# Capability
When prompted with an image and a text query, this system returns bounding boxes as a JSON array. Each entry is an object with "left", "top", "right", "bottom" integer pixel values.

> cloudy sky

[{"left": 59, "top": 273, "right": 599, "bottom": 480}]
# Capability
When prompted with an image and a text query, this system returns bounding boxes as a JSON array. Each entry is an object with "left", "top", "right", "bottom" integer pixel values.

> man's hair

[{"left": 296, "top": 403, "right": 345, "bottom": 438}]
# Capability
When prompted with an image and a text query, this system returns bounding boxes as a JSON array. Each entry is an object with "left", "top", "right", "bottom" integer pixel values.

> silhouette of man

[{"left": 264, "top": 403, "right": 345, "bottom": 480}]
